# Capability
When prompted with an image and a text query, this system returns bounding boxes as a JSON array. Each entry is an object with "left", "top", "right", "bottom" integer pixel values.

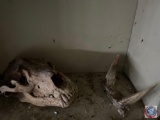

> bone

[
  {"left": 105, "top": 54, "right": 120, "bottom": 88},
  {"left": 65, "top": 94, "right": 72, "bottom": 100},
  {"left": 61, "top": 94, "right": 69, "bottom": 103},
  {"left": 0, "top": 86, "right": 16, "bottom": 93},
  {"left": 119, "top": 83, "right": 157, "bottom": 105},
  {"left": 103, "top": 54, "right": 157, "bottom": 117},
  {"left": 0, "top": 80, "right": 34, "bottom": 94},
  {"left": 11, "top": 80, "right": 34, "bottom": 93},
  {"left": 0, "top": 58, "right": 77, "bottom": 108},
  {"left": 22, "top": 69, "right": 33, "bottom": 85}
]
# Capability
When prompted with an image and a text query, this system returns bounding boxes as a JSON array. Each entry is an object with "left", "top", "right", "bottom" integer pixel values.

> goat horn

[
  {"left": 103, "top": 54, "right": 157, "bottom": 117},
  {"left": 119, "top": 83, "right": 157, "bottom": 105},
  {"left": 105, "top": 54, "right": 120, "bottom": 87}
]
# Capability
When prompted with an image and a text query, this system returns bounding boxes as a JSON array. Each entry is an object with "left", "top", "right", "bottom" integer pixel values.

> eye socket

[
  {"left": 19, "top": 74, "right": 29, "bottom": 85},
  {"left": 18, "top": 65, "right": 29, "bottom": 85},
  {"left": 51, "top": 73, "right": 66, "bottom": 89}
]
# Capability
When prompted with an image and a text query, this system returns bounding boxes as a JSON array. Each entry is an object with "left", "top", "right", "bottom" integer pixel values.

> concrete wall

[
  {"left": 125, "top": 0, "right": 160, "bottom": 112},
  {"left": 0, "top": 0, "right": 137, "bottom": 72}
]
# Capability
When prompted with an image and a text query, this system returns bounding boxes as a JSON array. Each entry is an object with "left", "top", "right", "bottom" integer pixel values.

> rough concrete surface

[{"left": 0, "top": 73, "right": 147, "bottom": 120}]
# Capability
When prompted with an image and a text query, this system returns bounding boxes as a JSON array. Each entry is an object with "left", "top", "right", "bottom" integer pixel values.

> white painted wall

[
  {"left": 0, "top": 0, "right": 137, "bottom": 72},
  {"left": 125, "top": 0, "right": 160, "bottom": 113}
]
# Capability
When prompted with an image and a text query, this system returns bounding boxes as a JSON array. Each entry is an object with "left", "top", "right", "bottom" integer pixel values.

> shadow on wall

[{"left": 0, "top": 46, "right": 125, "bottom": 73}]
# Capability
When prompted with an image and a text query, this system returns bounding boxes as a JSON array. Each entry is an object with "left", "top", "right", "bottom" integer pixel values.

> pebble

[
  {"left": 49, "top": 94, "right": 54, "bottom": 98},
  {"left": 84, "top": 110, "right": 87, "bottom": 113},
  {"left": 54, "top": 111, "right": 58, "bottom": 115}
]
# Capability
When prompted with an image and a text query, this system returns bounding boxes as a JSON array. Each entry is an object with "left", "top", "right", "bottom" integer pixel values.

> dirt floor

[{"left": 0, "top": 73, "right": 147, "bottom": 120}]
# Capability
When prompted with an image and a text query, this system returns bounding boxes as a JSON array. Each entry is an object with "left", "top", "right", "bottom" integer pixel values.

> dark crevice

[
  {"left": 51, "top": 73, "right": 66, "bottom": 89},
  {"left": 19, "top": 74, "right": 29, "bottom": 86}
]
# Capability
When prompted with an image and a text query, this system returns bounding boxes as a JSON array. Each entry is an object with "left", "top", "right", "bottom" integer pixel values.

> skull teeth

[{"left": 32, "top": 94, "right": 55, "bottom": 98}]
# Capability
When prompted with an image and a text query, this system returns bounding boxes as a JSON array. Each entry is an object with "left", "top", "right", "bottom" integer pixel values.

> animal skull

[
  {"left": 103, "top": 54, "right": 157, "bottom": 117},
  {"left": 0, "top": 58, "right": 77, "bottom": 108}
]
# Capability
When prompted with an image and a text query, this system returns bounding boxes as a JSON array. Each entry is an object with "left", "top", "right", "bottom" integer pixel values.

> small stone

[
  {"left": 54, "top": 111, "right": 58, "bottom": 115},
  {"left": 84, "top": 110, "right": 87, "bottom": 113},
  {"left": 49, "top": 94, "right": 54, "bottom": 98},
  {"left": 28, "top": 106, "right": 31, "bottom": 109}
]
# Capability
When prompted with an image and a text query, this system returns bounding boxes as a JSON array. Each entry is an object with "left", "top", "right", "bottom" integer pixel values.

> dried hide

[
  {"left": 103, "top": 55, "right": 157, "bottom": 117},
  {"left": 0, "top": 58, "right": 77, "bottom": 108}
]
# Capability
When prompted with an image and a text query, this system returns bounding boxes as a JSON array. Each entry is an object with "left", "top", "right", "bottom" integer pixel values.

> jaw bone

[{"left": 103, "top": 54, "right": 157, "bottom": 117}]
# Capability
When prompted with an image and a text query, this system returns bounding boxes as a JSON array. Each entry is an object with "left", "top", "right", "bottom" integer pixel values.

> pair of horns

[{"left": 104, "top": 54, "right": 157, "bottom": 117}]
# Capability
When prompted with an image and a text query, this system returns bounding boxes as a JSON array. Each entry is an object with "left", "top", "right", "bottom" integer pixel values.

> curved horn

[
  {"left": 103, "top": 54, "right": 157, "bottom": 117},
  {"left": 119, "top": 83, "right": 157, "bottom": 105},
  {"left": 105, "top": 54, "right": 120, "bottom": 87}
]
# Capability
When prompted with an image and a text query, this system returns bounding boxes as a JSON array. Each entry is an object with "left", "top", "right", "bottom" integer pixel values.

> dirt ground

[{"left": 0, "top": 73, "right": 147, "bottom": 120}]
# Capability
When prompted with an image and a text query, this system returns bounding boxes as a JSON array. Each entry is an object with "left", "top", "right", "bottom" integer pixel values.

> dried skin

[{"left": 0, "top": 58, "right": 77, "bottom": 108}]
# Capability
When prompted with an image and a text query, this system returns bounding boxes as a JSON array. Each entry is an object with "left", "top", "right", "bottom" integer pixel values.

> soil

[{"left": 0, "top": 73, "right": 146, "bottom": 120}]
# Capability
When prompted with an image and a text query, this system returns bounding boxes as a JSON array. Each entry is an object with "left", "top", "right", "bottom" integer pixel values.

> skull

[{"left": 0, "top": 58, "right": 78, "bottom": 108}]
